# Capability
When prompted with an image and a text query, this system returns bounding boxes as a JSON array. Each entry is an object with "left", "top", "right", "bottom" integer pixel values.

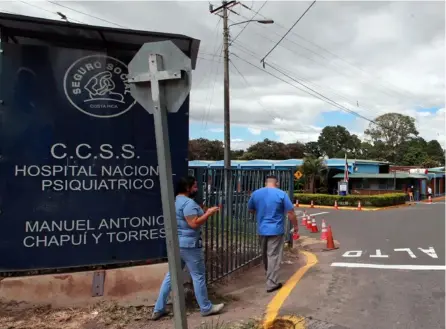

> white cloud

[
  {"left": 5, "top": 1, "right": 444, "bottom": 149},
  {"left": 247, "top": 127, "right": 262, "bottom": 135},
  {"left": 208, "top": 128, "right": 223, "bottom": 133}
]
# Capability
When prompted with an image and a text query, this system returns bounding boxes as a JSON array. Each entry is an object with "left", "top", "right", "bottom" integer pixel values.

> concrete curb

[{"left": 0, "top": 263, "right": 169, "bottom": 307}]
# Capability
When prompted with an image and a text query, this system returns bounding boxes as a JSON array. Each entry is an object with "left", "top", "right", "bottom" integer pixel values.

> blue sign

[{"left": 0, "top": 43, "right": 189, "bottom": 271}]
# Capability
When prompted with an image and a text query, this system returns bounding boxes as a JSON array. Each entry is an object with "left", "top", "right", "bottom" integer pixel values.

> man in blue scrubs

[{"left": 248, "top": 175, "right": 298, "bottom": 293}]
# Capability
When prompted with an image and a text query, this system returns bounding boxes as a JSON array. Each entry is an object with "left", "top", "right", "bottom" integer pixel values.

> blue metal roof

[{"left": 189, "top": 158, "right": 386, "bottom": 168}]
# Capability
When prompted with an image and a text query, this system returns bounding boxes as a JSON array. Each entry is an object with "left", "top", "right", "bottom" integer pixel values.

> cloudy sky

[{"left": 1, "top": 0, "right": 445, "bottom": 150}]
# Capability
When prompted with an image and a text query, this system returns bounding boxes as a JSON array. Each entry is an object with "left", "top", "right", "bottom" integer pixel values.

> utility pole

[
  {"left": 223, "top": 2, "right": 231, "bottom": 172},
  {"left": 210, "top": 0, "right": 238, "bottom": 225}
]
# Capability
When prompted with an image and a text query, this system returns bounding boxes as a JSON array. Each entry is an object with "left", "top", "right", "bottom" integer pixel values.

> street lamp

[{"left": 229, "top": 19, "right": 275, "bottom": 27}]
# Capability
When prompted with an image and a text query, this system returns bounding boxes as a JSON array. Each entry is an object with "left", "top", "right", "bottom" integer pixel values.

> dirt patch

[
  {"left": 264, "top": 319, "right": 295, "bottom": 329},
  {"left": 0, "top": 300, "right": 159, "bottom": 329}
]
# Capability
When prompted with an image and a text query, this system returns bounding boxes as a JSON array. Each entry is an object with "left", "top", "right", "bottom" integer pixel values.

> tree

[
  {"left": 317, "top": 125, "right": 360, "bottom": 158},
  {"left": 422, "top": 157, "right": 440, "bottom": 168},
  {"left": 426, "top": 140, "right": 445, "bottom": 165},
  {"left": 231, "top": 150, "right": 245, "bottom": 160},
  {"left": 364, "top": 113, "right": 419, "bottom": 163},
  {"left": 401, "top": 146, "right": 428, "bottom": 166},
  {"left": 286, "top": 141, "right": 306, "bottom": 158},
  {"left": 188, "top": 138, "right": 224, "bottom": 160},
  {"left": 304, "top": 141, "right": 322, "bottom": 158},
  {"left": 243, "top": 139, "right": 289, "bottom": 160},
  {"left": 299, "top": 156, "right": 326, "bottom": 193}
]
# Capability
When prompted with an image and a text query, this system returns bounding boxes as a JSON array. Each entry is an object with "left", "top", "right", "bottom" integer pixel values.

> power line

[
  {"left": 231, "top": 40, "right": 366, "bottom": 111},
  {"left": 243, "top": 6, "right": 418, "bottom": 101},
  {"left": 231, "top": 52, "right": 402, "bottom": 137},
  {"left": 260, "top": 0, "right": 316, "bottom": 65},
  {"left": 229, "top": 59, "right": 320, "bottom": 139},
  {"left": 230, "top": 0, "right": 268, "bottom": 45},
  {"left": 18, "top": 0, "right": 84, "bottom": 23},
  {"left": 46, "top": 1, "right": 126, "bottom": 28},
  {"left": 230, "top": 14, "right": 409, "bottom": 102}
]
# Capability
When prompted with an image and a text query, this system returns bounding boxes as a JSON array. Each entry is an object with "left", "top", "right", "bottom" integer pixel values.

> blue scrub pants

[{"left": 154, "top": 247, "right": 212, "bottom": 314}]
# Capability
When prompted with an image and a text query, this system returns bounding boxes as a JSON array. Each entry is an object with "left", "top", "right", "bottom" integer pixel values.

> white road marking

[
  {"left": 394, "top": 248, "right": 417, "bottom": 258},
  {"left": 341, "top": 247, "right": 438, "bottom": 259},
  {"left": 342, "top": 250, "right": 362, "bottom": 257},
  {"left": 331, "top": 263, "right": 446, "bottom": 270},
  {"left": 418, "top": 247, "right": 438, "bottom": 259},
  {"left": 309, "top": 212, "right": 330, "bottom": 217},
  {"left": 370, "top": 249, "right": 389, "bottom": 258}
]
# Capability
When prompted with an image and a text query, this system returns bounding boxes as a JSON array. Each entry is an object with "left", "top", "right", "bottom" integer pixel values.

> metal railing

[{"left": 190, "top": 167, "right": 294, "bottom": 284}]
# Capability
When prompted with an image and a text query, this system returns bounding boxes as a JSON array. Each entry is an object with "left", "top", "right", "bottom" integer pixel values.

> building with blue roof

[{"left": 189, "top": 159, "right": 445, "bottom": 198}]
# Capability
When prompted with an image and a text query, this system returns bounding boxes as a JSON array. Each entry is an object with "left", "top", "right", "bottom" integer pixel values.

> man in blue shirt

[{"left": 248, "top": 175, "right": 298, "bottom": 293}]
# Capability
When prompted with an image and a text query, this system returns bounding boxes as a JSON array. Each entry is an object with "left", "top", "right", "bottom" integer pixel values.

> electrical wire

[
  {"left": 231, "top": 40, "right": 368, "bottom": 111},
  {"left": 230, "top": 0, "right": 268, "bottom": 46},
  {"left": 199, "top": 17, "right": 225, "bottom": 133},
  {"left": 243, "top": 5, "right": 418, "bottom": 100},
  {"left": 18, "top": 0, "right": 85, "bottom": 23},
  {"left": 230, "top": 52, "right": 399, "bottom": 135},
  {"left": 260, "top": 0, "right": 316, "bottom": 65},
  {"left": 47, "top": 0, "right": 126, "bottom": 28},
  {"left": 229, "top": 59, "right": 321, "bottom": 140},
  {"left": 229, "top": 15, "right": 410, "bottom": 102}
]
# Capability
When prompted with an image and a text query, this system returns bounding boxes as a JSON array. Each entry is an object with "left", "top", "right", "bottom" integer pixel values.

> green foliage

[
  {"left": 189, "top": 113, "right": 443, "bottom": 168},
  {"left": 299, "top": 156, "right": 327, "bottom": 193},
  {"left": 317, "top": 125, "right": 361, "bottom": 158},
  {"left": 189, "top": 138, "right": 224, "bottom": 160},
  {"left": 304, "top": 141, "right": 322, "bottom": 158},
  {"left": 364, "top": 113, "right": 419, "bottom": 163},
  {"left": 293, "top": 193, "right": 407, "bottom": 207}
]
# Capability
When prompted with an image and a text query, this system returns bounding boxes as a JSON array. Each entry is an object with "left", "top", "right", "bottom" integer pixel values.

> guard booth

[{"left": 0, "top": 13, "right": 199, "bottom": 273}]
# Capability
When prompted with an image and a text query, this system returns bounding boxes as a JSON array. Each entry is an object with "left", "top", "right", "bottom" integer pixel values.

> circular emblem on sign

[{"left": 63, "top": 55, "right": 136, "bottom": 118}]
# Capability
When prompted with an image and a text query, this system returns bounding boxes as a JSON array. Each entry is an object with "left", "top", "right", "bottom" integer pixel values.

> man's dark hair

[
  {"left": 265, "top": 175, "right": 278, "bottom": 181},
  {"left": 175, "top": 176, "right": 196, "bottom": 195}
]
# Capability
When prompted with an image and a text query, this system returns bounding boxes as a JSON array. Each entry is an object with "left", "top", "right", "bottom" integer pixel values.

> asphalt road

[{"left": 280, "top": 203, "right": 445, "bottom": 329}]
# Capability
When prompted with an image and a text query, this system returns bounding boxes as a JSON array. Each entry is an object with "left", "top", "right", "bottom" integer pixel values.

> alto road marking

[
  {"left": 341, "top": 247, "right": 439, "bottom": 259},
  {"left": 331, "top": 263, "right": 446, "bottom": 270}
]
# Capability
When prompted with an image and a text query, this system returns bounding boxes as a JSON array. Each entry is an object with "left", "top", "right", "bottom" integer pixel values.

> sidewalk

[{"left": 0, "top": 249, "right": 307, "bottom": 329}]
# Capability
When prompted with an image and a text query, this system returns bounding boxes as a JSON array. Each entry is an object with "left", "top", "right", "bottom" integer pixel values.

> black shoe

[
  {"left": 266, "top": 283, "right": 283, "bottom": 293},
  {"left": 151, "top": 310, "right": 168, "bottom": 321}
]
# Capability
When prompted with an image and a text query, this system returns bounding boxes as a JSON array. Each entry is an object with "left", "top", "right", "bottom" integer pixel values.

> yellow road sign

[{"left": 294, "top": 171, "right": 303, "bottom": 180}]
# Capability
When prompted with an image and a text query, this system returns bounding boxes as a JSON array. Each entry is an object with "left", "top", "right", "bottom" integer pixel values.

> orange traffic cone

[
  {"left": 310, "top": 200, "right": 314, "bottom": 208},
  {"left": 334, "top": 200, "right": 338, "bottom": 210},
  {"left": 324, "top": 225, "right": 338, "bottom": 251},
  {"left": 301, "top": 215, "right": 307, "bottom": 226},
  {"left": 293, "top": 231, "right": 300, "bottom": 240},
  {"left": 311, "top": 217, "right": 319, "bottom": 233},
  {"left": 306, "top": 215, "right": 313, "bottom": 230},
  {"left": 428, "top": 196, "right": 432, "bottom": 204},
  {"left": 320, "top": 219, "right": 328, "bottom": 240},
  {"left": 295, "top": 199, "right": 299, "bottom": 207},
  {"left": 357, "top": 201, "right": 362, "bottom": 211}
]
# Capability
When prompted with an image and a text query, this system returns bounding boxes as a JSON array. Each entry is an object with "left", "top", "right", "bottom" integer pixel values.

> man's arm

[
  {"left": 248, "top": 194, "right": 256, "bottom": 214},
  {"left": 284, "top": 194, "right": 298, "bottom": 231}
]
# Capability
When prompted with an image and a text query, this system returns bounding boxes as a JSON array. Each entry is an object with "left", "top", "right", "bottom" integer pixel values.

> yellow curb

[
  {"left": 263, "top": 251, "right": 318, "bottom": 329},
  {"left": 295, "top": 204, "right": 379, "bottom": 211}
]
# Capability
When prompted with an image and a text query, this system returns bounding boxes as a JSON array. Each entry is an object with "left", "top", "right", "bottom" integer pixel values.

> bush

[{"left": 293, "top": 193, "right": 407, "bottom": 207}]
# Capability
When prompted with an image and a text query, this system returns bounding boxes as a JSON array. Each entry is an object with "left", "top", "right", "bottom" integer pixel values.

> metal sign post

[{"left": 128, "top": 41, "right": 194, "bottom": 329}]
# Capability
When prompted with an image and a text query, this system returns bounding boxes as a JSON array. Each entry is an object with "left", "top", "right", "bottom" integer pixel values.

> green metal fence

[{"left": 190, "top": 167, "right": 294, "bottom": 284}]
